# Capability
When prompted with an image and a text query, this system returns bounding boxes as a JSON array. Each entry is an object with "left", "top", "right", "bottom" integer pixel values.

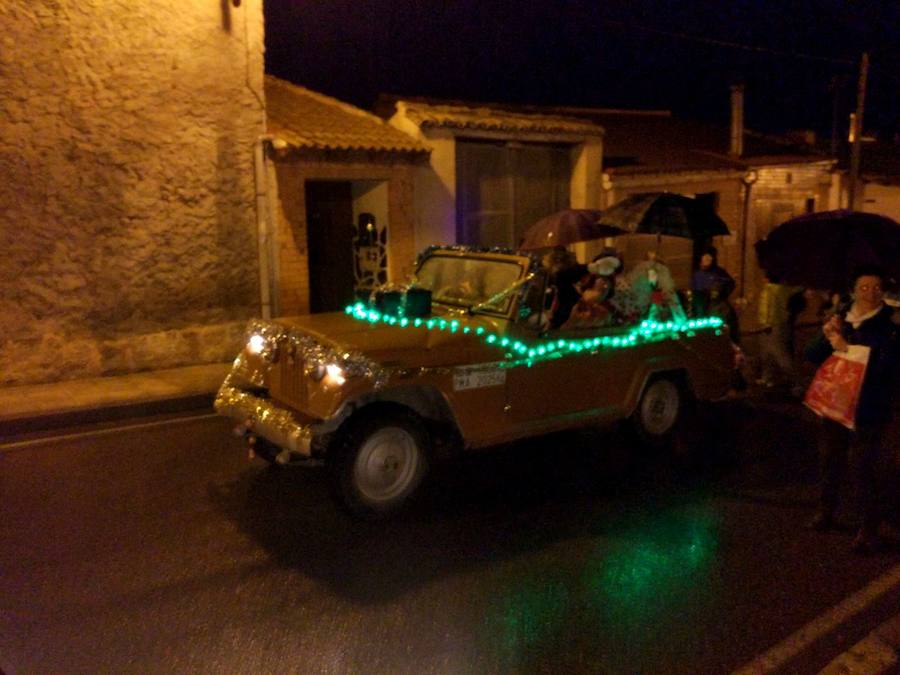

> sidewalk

[{"left": 0, "top": 362, "right": 232, "bottom": 436}]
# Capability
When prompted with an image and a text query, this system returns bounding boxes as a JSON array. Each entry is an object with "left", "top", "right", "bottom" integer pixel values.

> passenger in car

[
  {"left": 564, "top": 256, "right": 627, "bottom": 329},
  {"left": 589, "top": 254, "right": 642, "bottom": 326},
  {"left": 564, "top": 274, "right": 614, "bottom": 328},
  {"left": 550, "top": 263, "right": 591, "bottom": 329}
]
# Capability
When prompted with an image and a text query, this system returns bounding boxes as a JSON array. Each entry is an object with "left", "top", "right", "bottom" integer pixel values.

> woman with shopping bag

[{"left": 803, "top": 265, "right": 899, "bottom": 554}]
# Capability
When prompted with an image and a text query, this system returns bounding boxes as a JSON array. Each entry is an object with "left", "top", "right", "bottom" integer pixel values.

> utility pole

[
  {"left": 847, "top": 52, "right": 869, "bottom": 210},
  {"left": 829, "top": 76, "right": 841, "bottom": 158}
]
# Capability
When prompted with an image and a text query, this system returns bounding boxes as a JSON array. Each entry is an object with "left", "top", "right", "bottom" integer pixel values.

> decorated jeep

[{"left": 215, "top": 246, "right": 736, "bottom": 517}]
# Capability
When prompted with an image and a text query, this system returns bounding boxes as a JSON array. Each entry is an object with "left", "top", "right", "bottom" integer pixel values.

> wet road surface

[{"left": 1, "top": 394, "right": 898, "bottom": 674}]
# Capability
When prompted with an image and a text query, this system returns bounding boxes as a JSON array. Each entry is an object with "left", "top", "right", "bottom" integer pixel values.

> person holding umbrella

[{"left": 804, "top": 265, "right": 899, "bottom": 554}]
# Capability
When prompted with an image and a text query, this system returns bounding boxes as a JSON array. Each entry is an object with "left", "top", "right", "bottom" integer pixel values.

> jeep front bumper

[{"left": 215, "top": 375, "right": 313, "bottom": 458}]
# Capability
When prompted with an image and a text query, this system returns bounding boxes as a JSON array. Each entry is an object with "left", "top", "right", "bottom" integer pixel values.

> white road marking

[
  {"left": 818, "top": 632, "right": 898, "bottom": 675},
  {"left": 732, "top": 562, "right": 900, "bottom": 674},
  {"left": 0, "top": 412, "right": 220, "bottom": 453}
]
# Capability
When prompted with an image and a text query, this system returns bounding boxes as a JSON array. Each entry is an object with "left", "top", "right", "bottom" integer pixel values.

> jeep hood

[{"left": 271, "top": 307, "right": 508, "bottom": 368}]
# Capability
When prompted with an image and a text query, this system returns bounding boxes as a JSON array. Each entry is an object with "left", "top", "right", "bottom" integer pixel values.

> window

[
  {"left": 416, "top": 254, "right": 525, "bottom": 315},
  {"left": 456, "top": 140, "right": 571, "bottom": 248}
]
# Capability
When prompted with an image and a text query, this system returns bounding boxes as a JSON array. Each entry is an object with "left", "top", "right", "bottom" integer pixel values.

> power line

[{"left": 597, "top": 18, "right": 857, "bottom": 66}]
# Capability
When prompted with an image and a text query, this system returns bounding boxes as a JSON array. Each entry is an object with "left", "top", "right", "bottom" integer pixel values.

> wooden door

[{"left": 305, "top": 181, "right": 355, "bottom": 313}]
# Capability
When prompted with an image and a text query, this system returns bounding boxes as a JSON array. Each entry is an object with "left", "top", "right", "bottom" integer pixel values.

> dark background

[{"left": 264, "top": 0, "right": 899, "bottom": 140}]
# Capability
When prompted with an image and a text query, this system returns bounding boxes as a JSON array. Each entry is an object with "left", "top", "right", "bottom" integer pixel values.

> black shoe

[
  {"left": 851, "top": 529, "right": 880, "bottom": 555},
  {"left": 807, "top": 511, "right": 835, "bottom": 531}
]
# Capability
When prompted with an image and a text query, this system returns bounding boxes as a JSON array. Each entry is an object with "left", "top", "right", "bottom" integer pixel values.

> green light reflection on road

[
  {"left": 481, "top": 508, "right": 720, "bottom": 670},
  {"left": 485, "top": 576, "right": 571, "bottom": 667},
  {"left": 583, "top": 507, "right": 720, "bottom": 625}
]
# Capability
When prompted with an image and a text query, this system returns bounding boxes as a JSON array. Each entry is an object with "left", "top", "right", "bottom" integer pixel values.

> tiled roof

[
  {"left": 837, "top": 140, "right": 900, "bottom": 180},
  {"left": 585, "top": 111, "right": 833, "bottom": 173},
  {"left": 395, "top": 101, "right": 604, "bottom": 137},
  {"left": 265, "top": 76, "right": 428, "bottom": 155}
]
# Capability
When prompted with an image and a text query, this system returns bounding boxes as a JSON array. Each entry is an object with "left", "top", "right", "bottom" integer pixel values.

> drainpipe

[
  {"left": 731, "top": 84, "right": 752, "bottom": 300},
  {"left": 254, "top": 136, "right": 278, "bottom": 319},
  {"left": 847, "top": 52, "right": 869, "bottom": 210},
  {"left": 739, "top": 169, "right": 758, "bottom": 300},
  {"left": 730, "top": 85, "right": 744, "bottom": 158}
]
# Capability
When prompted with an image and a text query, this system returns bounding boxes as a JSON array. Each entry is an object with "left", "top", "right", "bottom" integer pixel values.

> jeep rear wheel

[
  {"left": 629, "top": 377, "right": 682, "bottom": 447},
  {"left": 331, "top": 410, "right": 429, "bottom": 518}
]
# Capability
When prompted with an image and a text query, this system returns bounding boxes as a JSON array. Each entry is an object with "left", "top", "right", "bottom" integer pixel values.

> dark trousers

[{"left": 817, "top": 418, "right": 891, "bottom": 532}]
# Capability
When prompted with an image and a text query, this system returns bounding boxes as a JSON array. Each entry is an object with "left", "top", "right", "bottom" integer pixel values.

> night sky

[{"left": 264, "top": 0, "right": 899, "bottom": 139}]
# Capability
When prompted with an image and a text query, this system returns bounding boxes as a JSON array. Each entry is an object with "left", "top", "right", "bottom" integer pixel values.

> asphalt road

[{"left": 1, "top": 395, "right": 899, "bottom": 674}]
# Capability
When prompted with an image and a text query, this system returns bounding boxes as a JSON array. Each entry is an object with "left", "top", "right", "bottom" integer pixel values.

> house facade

[
  {"left": 263, "top": 77, "right": 430, "bottom": 315},
  {"left": 580, "top": 108, "right": 836, "bottom": 329},
  {"left": 591, "top": 110, "right": 745, "bottom": 288},
  {"left": 382, "top": 99, "right": 604, "bottom": 252},
  {"left": 837, "top": 140, "right": 900, "bottom": 222},
  {"left": 739, "top": 153, "right": 835, "bottom": 319},
  {"left": 1, "top": 0, "right": 266, "bottom": 386}
]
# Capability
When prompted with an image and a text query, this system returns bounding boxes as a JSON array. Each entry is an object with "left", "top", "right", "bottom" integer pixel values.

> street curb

[
  {"left": 819, "top": 614, "right": 900, "bottom": 675},
  {"left": 0, "top": 393, "right": 217, "bottom": 440},
  {"left": 0, "top": 363, "right": 231, "bottom": 439}
]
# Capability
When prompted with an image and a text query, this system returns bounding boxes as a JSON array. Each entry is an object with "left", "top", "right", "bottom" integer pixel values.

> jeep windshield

[{"left": 415, "top": 254, "right": 525, "bottom": 315}]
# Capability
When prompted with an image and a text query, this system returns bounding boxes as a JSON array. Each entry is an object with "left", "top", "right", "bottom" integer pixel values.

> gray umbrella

[{"left": 597, "top": 193, "right": 731, "bottom": 239}]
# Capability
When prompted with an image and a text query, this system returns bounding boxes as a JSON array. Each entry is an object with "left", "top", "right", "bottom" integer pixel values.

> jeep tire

[
  {"left": 331, "top": 408, "right": 430, "bottom": 518},
  {"left": 628, "top": 376, "right": 682, "bottom": 448}
]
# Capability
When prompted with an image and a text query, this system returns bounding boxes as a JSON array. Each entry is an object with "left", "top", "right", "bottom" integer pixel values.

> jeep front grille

[{"left": 269, "top": 342, "right": 307, "bottom": 410}]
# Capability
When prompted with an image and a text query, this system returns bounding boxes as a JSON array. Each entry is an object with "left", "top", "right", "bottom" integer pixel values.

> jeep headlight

[
  {"left": 247, "top": 334, "right": 267, "bottom": 355},
  {"left": 324, "top": 363, "right": 346, "bottom": 387},
  {"left": 246, "top": 332, "right": 278, "bottom": 362}
]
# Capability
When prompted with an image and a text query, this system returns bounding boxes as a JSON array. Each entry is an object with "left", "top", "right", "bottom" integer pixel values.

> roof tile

[
  {"left": 265, "top": 76, "right": 428, "bottom": 155},
  {"left": 397, "top": 101, "right": 604, "bottom": 137}
]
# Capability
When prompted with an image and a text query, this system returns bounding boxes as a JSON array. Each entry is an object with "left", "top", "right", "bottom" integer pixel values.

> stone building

[{"left": 0, "top": 1, "right": 266, "bottom": 386}]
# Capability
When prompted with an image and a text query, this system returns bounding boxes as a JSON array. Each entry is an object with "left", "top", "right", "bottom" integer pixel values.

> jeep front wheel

[
  {"left": 629, "top": 377, "right": 682, "bottom": 447},
  {"left": 331, "top": 410, "right": 429, "bottom": 518}
]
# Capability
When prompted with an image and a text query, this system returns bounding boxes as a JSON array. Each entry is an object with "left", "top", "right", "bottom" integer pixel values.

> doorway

[{"left": 305, "top": 181, "right": 355, "bottom": 313}]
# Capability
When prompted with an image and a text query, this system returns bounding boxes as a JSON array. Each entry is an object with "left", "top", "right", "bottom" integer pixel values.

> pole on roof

[{"left": 847, "top": 52, "right": 868, "bottom": 211}]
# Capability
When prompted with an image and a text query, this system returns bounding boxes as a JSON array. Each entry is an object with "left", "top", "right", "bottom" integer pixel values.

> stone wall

[{"left": 0, "top": 0, "right": 266, "bottom": 385}]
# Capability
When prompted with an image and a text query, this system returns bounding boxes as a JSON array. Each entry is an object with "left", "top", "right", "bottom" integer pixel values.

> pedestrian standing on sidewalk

[
  {"left": 757, "top": 273, "right": 804, "bottom": 395},
  {"left": 804, "top": 265, "right": 899, "bottom": 554}
]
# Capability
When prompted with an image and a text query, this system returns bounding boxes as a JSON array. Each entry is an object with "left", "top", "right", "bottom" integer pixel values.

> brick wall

[
  {"left": 271, "top": 154, "right": 419, "bottom": 315},
  {"left": 0, "top": 1, "right": 266, "bottom": 385},
  {"left": 740, "top": 163, "right": 834, "bottom": 330}
]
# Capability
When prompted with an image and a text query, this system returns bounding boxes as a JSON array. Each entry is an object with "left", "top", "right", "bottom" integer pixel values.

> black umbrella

[
  {"left": 519, "top": 209, "right": 626, "bottom": 250},
  {"left": 754, "top": 210, "right": 900, "bottom": 291},
  {"left": 596, "top": 192, "right": 731, "bottom": 240}
]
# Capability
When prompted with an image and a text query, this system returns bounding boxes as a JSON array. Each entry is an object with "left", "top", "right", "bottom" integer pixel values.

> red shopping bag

[{"left": 803, "top": 345, "right": 870, "bottom": 430}]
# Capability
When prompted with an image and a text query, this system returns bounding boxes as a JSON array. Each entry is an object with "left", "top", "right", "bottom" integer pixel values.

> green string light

[{"left": 344, "top": 302, "right": 724, "bottom": 363}]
